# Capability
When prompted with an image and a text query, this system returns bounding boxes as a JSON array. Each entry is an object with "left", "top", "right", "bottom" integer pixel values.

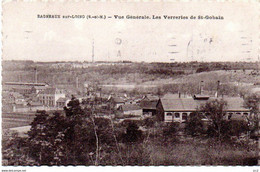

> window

[
  {"left": 228, "top": 113, "right": 233, "bottom": 120},
  {"left": 174, "top": 113, "right": 180, "bottom": 118},
  {"left": 243, "top": 113, "right": 248, "bottom": 116},
  {"left": 236, "top": 112, "right": 241, "bottom": 116},
  {"left": 166, "top": 113, "right": 172, "bottom": 116},
  {"left": 190, "top": 112, "right": 195, "bottom": 118},
  {"left": 182, "top": 113, "right": 188, "bottom": 121}
]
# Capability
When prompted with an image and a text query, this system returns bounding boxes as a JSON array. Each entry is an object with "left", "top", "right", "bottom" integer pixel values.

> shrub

[
  {"left": 185, "top": 112, "right": 204, "bottom": 136},
  {"left": 123, "top": 122, "right": 143, "bottom": 144}
]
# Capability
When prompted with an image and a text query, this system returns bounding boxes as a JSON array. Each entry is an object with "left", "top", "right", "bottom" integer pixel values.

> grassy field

[
  {"left": 94, "top": 136, "right": 258, "bottom": 166},
  {"left": 145, "top": 138, "right": 257, "bottom": 165},
  {"left": 2, "top": 113, "right": 35, "bottom": 129}
]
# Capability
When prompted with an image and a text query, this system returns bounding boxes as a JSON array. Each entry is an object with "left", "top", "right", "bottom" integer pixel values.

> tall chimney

[
  {"left": 34, "top": 68, "right": 37, "bottom": 83},
  {"left": 200, "top": 81, "right": 204, "bottom": 95},
  {"left": 216, "top": 80, "right": 220, "bottom": 97}
]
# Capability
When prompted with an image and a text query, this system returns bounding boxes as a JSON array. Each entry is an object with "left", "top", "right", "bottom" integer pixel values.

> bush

[
  {"left": 152, "top": 122, "right": 179, "bottom": 144},
  {"left": 142, "top": 116, "right": 156, "bottom": 128},
  {"left": 123, "top": 122, "right": 143, "bottom": 144},
  {"left": 185, "top": 112, "right": 204, "bottom": 136},
  {"left": 225, "top": 120, "right": 249, "bottom": 137}
]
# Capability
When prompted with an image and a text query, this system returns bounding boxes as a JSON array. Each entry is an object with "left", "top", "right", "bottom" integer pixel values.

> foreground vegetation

[{"left": 2, "top": 96, "right": 259, "bottom": 166}]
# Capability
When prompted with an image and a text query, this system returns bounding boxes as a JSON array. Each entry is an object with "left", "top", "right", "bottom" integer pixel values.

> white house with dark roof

[{"left": 156, "top": 96, "right": 251, "bottom": 123}]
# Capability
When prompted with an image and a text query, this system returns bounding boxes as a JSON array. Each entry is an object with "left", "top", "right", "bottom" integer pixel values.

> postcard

[{"left": 1, "top": 0, "right": 259, "bottom": 171}]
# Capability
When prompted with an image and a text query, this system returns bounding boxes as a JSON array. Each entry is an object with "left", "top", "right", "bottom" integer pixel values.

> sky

[{"left": 2, "top": 1, "right": 259, "bottom": 62}]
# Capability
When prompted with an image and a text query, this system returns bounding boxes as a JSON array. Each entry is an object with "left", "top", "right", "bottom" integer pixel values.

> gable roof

[
  {"left": 161, "top": 98, "right": 199, "bottom": 111},
  {"left": 160, "top": 97, "right": 250, "bottom": 112},
  {"left": 56, "top": 97, "right": 69, "bottom": 103},
  {"left": 224, "top": 97, "right": 249, "bottom": 111},
  {"left": 39, "top": 87, "right": 64, "bottom": 95},
  {"left": 140, "top": 100, "right": 158, "bottom": 110},
  {"left": 108, "top": 97, "right": 125, "bottom": 103},
  {"left": 120, "top": 104, "right": 142, "bottom": 111},
  {"left": 142, "top": 94, "right": 159, "bottom": 101}
]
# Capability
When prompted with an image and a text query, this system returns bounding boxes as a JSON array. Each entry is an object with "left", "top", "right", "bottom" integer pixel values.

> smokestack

[
  {"left": 34, "top": 68, "right": 37, "bottom": 83},
  {"left": 216, "top": 80, "right": 220, "bottom": 97},
  {"left": 200, "top": 81, "right": 204, "bottom": 95}
]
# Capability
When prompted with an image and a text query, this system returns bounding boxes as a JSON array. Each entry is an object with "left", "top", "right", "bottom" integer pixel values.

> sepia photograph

[{"left": 1, "top": 0, "right": 260, "bottom": 168}]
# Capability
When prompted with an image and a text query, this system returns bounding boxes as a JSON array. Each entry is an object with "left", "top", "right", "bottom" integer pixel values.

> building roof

[
  {"left": 223, "top": 97, "right": 250, "bottom": 111},
  {"left": 9, "top": 85, "right": 34, "bottom": 90},
  {"left": 56, "top": 97, "right": 69, "bottom": 103},
  {"left": 140, "top": 100, "right": 158, "bottom": 110},
  {"left": 161, "top": 98, "right": 199, "bottom": 111},
  {"left": 142, "top": 94, "right": 159, "bottom": 101},
  {"left": 108, "top": 97, "right": 125, "bottom": 103},
  {"left": 119, "top": 104, "right": 142, "bottom": 111},
  {"left": 160, "top": 97, "right": 250, "bottom": 112},
  {"left": 39, "top": 87, "right": 64, "bottom": 95},
  {"left": 5, "top": 82, "right": 48, "bottom": 87},
  {"left": 2, "top": 91, "right": 24, "bottom": 99},
  {"left": 28, "top": 101, "right": 42, "bottom": 106},
  {"left": 193, "top": 94, "right": 210, "bottom": 100},
  {"left": 32, "top": 86, "right": 47, "bottom": 90}
]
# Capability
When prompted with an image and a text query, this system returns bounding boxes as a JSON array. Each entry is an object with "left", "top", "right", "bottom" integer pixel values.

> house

[
  {"left": 118, "top": 104, "right": 143, "bottom": 117},
  {"left": 56, "top": 97, "right": 70, "bottom": 108},
  {"left": 108, "top": 96, "right": 125, "bottom": 109},
  {"left": 157, "top": 96, "right": 251, "bottom": 123},
  {"left": 38, "top": 87, "right": 65, "bottom": 107},
  {"left": 2, "top": 91, "right": 25, "bottom": 104},
  {"left": 140, "top": 100, "right": 158, "bottom": 116}
]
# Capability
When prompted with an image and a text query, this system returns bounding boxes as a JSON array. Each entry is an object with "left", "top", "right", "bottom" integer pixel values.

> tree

[
  {"left": 123, "top": 122, "right": 143, "bottom": 144},
  {"left": 2, "top": 131, "right": 37, "bottom": 166},
  {"left": 244, "top": 93, "right": 260, "bottom": 139},
  {"left": 185, "top": 112, "right": 204, "bottom": 136},
  {"left": 162, "top": 122, "right": 178, "bottom": 143},
  {"left": 27, "top": 96, "right": 116, "bottom": 165},
  {"left": 200, "top": 99, "right": 227, "bottom": 140},
  {"left": 63, "top": 95, "right": 84, "bottom": 117},
  {"left": 225, "top": 120, "right": 249, "bottom": 138}
]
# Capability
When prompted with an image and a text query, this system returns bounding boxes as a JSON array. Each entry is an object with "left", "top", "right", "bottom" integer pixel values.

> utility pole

[{"left": 92, "top": 39, "right": 95, "bottom": 63}]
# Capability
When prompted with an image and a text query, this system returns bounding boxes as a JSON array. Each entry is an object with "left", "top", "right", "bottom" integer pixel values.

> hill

[{"left": 2, "top": 60, "right": 260, "bottom": 96}]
